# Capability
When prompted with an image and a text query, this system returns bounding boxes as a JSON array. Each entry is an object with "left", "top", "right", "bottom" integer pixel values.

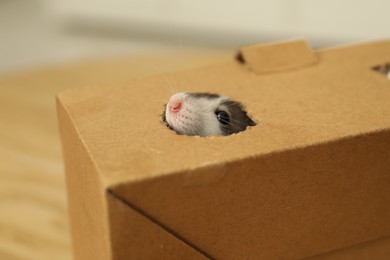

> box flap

[
  {"left": 236, "top": 39, "right": 318, "bottom": 73},
  {"left": 107, "top": 191, "right": 209, "bottom": 259}
]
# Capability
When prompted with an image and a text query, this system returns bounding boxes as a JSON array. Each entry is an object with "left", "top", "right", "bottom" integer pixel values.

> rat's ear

[
  {"left": 226, "top": 100, "right": 256, "bottom": 127},
  {"left": 220, "top": 99, "right": 256, "bottom": 135},
  {"left": 243, "top": 112, "right": 256, "bottom": 126}
]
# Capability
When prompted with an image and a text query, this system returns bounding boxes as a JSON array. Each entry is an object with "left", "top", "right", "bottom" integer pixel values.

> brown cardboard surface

[{"left": 58, "top": 39, "right": 390, "bottom": 259}]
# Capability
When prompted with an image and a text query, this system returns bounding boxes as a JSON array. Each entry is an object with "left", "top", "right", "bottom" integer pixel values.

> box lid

[{"left": 58, "top": 39, "right": 390, "bottom": 187}]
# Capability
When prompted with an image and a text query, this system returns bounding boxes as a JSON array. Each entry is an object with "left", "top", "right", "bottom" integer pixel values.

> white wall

[{"left": 47, "top": 0, "right": 390, "bottom": 45}]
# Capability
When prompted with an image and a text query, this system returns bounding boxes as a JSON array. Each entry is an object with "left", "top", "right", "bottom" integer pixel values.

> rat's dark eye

[{"left": 215, "top": 110, "right": 230, "bottom": 125}]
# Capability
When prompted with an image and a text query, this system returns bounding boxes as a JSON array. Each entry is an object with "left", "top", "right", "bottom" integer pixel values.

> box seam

[
  {"left": 302, "top": 235, "right": 390, "bottom": 259},
  {"left": 107, "top": 189, "right": 213, "bottom": 259}
]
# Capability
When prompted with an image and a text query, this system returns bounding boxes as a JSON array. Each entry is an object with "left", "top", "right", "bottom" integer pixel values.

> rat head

[{"left": 162, "top": 92, "right": 256, "bottom": 136}]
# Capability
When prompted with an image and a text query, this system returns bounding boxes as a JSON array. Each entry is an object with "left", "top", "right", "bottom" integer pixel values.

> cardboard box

[{"left": 57, "top": 39, "right": 390, "bottom": 259}]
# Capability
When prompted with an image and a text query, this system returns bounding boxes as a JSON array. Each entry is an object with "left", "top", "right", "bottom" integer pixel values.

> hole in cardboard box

[
  {"left": 372, "top": 62, "right": 390, "bottom": 79},
  {"left": 162, "top": 92, "right": 256, "bottom": 136},
  {"left": 235, "top": 52, "right": 246, "bottom": 64}
]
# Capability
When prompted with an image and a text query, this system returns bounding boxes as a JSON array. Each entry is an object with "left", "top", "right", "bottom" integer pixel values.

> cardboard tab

[{"left": 237, "top": 39, "right": 318, "bottom": 73}]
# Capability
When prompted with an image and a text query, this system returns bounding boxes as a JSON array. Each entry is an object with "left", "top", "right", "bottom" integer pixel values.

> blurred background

[
  {"left": 0, "top": 0, "right": 389, "bottom": 259},
  {"left": 1, "top": 0, "right": 389, "bottom": 73}
]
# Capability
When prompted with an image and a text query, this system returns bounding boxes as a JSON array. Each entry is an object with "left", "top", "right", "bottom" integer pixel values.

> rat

[{"left": 162, "top": 92, "right": 256, "bottom": 136}]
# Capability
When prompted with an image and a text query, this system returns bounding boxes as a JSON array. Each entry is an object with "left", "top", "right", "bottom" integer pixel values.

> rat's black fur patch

[{"left": 219, "top": 99, "right": 256, "bottom": 135}]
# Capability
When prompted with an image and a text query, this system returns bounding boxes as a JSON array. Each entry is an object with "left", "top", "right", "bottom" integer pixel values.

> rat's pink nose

[{"left": 169, "top": 101, "right": 182, "bottom": 113}]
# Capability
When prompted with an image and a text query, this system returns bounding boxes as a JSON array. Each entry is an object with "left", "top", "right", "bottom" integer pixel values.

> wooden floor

[{"left": 0, "top": 51, "right": 231, "bottom": 260}]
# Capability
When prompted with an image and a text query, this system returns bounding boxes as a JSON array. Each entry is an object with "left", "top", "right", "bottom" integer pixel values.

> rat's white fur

[{"left": 165, "top": 92, "right": 228, "bottom": 136}]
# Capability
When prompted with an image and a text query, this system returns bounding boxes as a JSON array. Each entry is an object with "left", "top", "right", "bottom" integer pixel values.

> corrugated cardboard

[{"left": 57, "top": 39, "right": 390, "bottom": 259}]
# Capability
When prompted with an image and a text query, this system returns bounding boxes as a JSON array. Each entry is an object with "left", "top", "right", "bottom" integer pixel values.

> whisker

[
  {"left": 168, "top": 70, "right": 179, "bottom": 93},
  {"left": 226, "top": 120, "right": 247, "bottom": 129},
  {"left": 228, "top": 117, "right": 249, "bottom": 126},
  {"left": 150, "top": 65, "right": 176, "bottom": 95}
]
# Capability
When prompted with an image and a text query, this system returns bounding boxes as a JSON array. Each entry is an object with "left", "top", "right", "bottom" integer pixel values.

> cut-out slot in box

[{"left": 57, "top": 39, "right": 390, "bottom": 259}]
